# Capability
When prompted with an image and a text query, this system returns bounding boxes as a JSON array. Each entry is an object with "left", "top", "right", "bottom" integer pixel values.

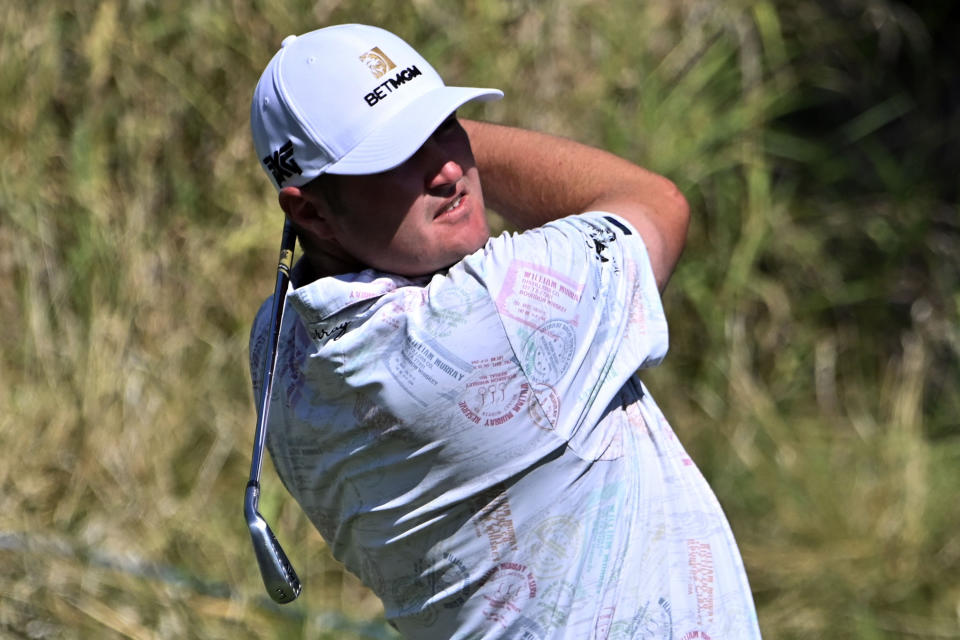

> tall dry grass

[{"left": 1, "top": 0, "right": 957, "bottom": 638}]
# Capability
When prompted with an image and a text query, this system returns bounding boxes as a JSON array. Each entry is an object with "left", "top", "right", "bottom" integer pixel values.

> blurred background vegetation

[{"left": 1, "top": 0, "right": 957, "bottom": 638}]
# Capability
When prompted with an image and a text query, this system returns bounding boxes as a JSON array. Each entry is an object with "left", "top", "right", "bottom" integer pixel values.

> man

[{"left": 249, "top": 24, "right": 762, "bottom": 639}]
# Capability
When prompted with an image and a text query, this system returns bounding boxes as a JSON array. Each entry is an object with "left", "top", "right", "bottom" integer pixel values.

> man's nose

[
  {"left": 428, "top": 159, "right": 464, "bottom": 190},
  {"left": 421, "top": 138, "right": 464, "bottom": 190}
]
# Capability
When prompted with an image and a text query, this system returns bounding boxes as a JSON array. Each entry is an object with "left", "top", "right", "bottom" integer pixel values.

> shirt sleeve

[{"left": 463, "top": 211, "right": 669, "bottom": 459}]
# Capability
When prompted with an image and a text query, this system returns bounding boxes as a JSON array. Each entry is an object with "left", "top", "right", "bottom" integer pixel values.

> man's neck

[{"left": 291, "top": 246, "right": 367, "bottom": 287}]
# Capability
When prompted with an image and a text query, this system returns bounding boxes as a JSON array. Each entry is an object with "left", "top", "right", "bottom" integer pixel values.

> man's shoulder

[
  {"left": 288, "top": 270, "right": 420, "bottom": 323},
  {"left": 472, "top": 211, "right": 646, "bottom": 274}
]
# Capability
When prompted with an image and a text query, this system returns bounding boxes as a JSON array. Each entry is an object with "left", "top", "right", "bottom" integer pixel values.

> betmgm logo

[
  {"left": 359, "top": 46, "right": 396, "bottom": 79},
  {"left": 359, "top": 45, "right": 423, "bottom": 107}
]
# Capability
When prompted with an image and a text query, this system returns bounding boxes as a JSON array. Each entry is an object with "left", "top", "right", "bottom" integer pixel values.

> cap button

[{"left": 281, "top": 34, "right": 298, "bottom": 48}]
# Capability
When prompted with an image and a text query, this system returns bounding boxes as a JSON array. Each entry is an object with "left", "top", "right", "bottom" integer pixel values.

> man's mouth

[{"left": 436, "top": 195, "right": 465, "bottom": 218}]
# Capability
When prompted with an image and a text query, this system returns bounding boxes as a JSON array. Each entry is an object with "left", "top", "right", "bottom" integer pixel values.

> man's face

[{"left": 320, "top": 116, "right": 489, "bottom": 277}]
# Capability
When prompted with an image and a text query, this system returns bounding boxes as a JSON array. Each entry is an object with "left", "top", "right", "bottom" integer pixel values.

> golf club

[{"left": 244, "top": 218, "right": 302, "bottom": 604}]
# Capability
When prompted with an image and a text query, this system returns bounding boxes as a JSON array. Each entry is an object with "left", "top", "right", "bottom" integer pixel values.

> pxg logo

[{"left": 263, "top": 140, "right": 302, "bottom": 187}]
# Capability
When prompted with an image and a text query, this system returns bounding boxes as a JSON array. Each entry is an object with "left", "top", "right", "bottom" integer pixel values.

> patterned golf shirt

[{"left": 249, "top": 212, "right": 762, "bottom": 639}]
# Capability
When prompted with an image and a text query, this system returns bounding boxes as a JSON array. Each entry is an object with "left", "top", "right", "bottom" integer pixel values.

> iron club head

[{"left": 245, "top": 483, "right": 302, "bottom": 603}]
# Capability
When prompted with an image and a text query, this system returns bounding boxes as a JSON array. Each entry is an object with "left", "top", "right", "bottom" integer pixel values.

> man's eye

[{"left": 436, "top": 115, "right": 458, "bottom": 134}]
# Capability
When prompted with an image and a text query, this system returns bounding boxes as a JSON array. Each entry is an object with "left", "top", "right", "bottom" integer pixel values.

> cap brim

[{"left": 324, "top": 86, "right": 503, "bottom": 175}]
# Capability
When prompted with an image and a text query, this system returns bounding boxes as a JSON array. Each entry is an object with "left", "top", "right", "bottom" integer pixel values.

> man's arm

[{"left": 461, "top": 119, "right": 690, "bottom": 292}]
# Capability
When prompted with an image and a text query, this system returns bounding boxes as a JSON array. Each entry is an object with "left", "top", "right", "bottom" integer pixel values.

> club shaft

[{"left": 248, "top": 219, "right": 297, "bottom": 490}]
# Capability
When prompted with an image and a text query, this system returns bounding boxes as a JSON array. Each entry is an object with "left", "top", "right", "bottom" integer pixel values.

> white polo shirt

[{"left": 250, "top": 212, "right": 762, "bottom": 639}]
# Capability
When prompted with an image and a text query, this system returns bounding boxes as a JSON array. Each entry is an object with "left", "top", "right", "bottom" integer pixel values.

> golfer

[{"left": 249, "top": 24, "right": 762, "bottom": 639}]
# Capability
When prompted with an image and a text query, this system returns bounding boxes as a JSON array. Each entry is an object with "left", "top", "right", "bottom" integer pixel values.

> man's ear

[{"left": 278, "top": 186, "right": 337, "bottom": 241}]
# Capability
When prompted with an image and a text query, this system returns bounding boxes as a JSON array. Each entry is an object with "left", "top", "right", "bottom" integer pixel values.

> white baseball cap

[{"left": 251, "top": 24, "right": 503, "bottom": 189}]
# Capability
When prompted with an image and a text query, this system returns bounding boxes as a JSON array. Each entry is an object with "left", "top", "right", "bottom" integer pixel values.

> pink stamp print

[
  {"left": 528, "top": 383, "right": 560, "bottom": 431},
  {"left": 459, "top": 355, "right": 530, "bottom": 427},
  {"left": 480, "top": 562, "right": 538, "bottom": 628},
  {"left": 469, "top": 486, "right": 519, "bottom": 562},
  {"left": 687, "top": 539, "right": 715, "bottom": 626},
  {"left": 496, "top": 261, "right": 583, "bottom": 330}
]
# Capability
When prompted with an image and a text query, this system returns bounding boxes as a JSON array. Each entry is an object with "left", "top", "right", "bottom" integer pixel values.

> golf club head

[{"left": 245, "top": 484, "right": 302, "bottom": 603}]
